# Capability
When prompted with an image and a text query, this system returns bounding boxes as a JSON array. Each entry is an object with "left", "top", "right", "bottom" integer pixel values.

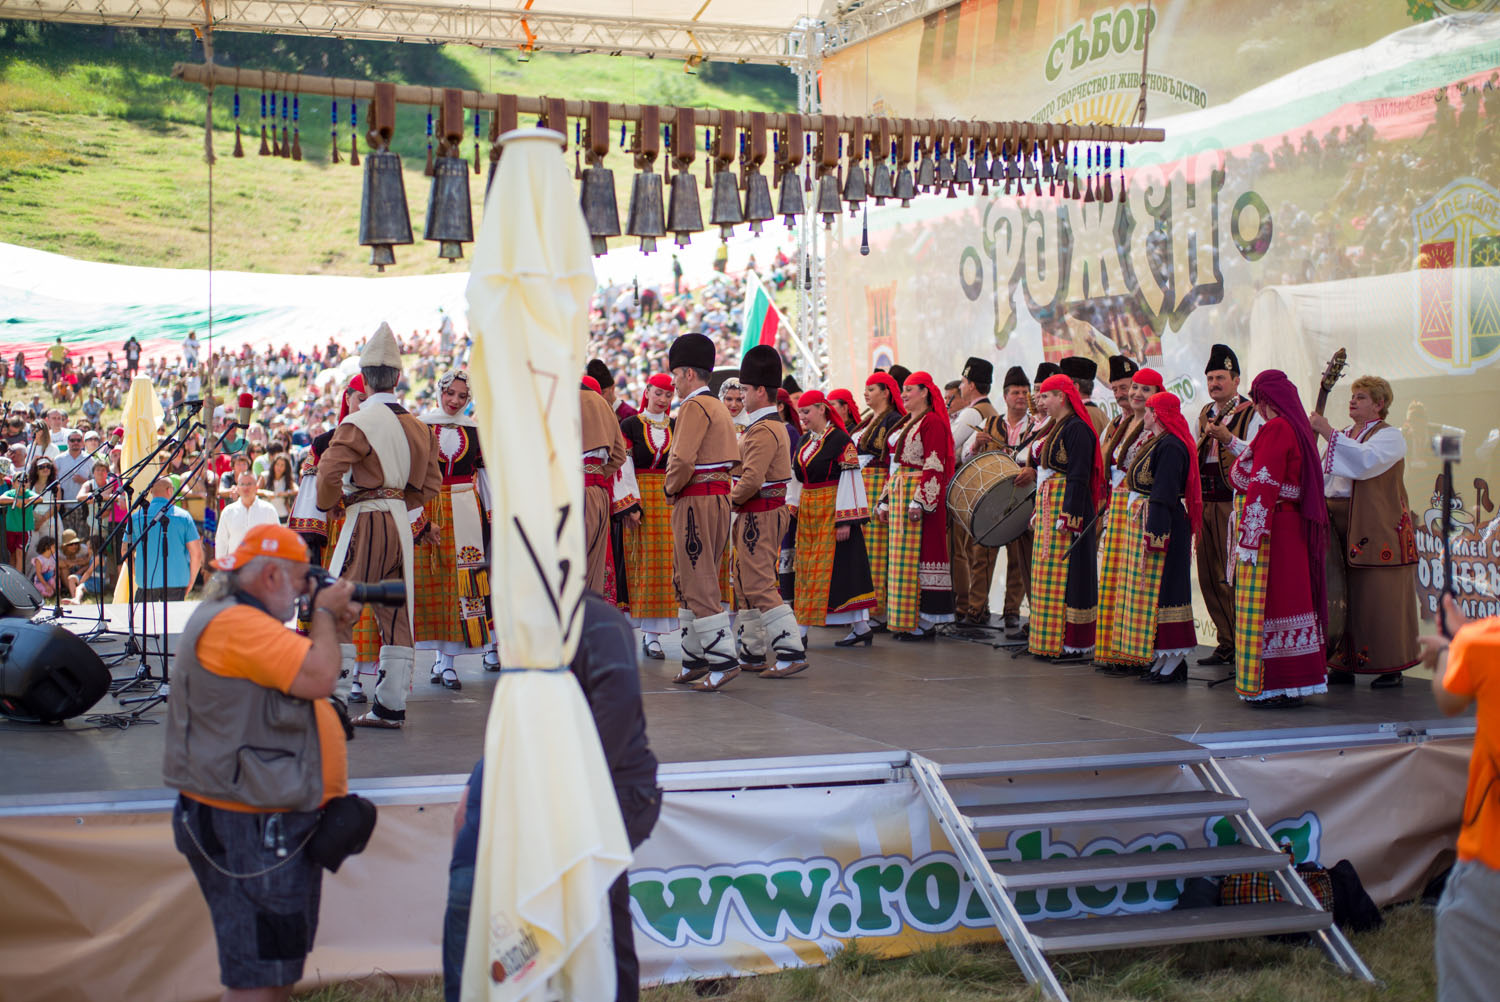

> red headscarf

[
  {"left": 796, "top": 389, "right": 845, "bottom": 434},
  {"left": 1250, "top": 369, "right": 1329, "bottom": 631},
  {"left": 337, "top": 373, "right": 366, "bottom": 424},
  {"left": 864, "top": 372, "right": 906, "bottom": 415},
  {"left": 1132, "top": 367, "right": 1165, "bottom": 391},
  {"left": 1145, "top": 391, "right": 1203, "bottom": 536},
  {"left": 827, "top": 388, "right": 859, "bottom": 428},
  {"left": 777, "top": 387, "right": 803, "bottom": 433},
  {"left": 902, "top": 371, "right": 956, "bottom": 477},
  {"left": 639, "top": 372, "right": 673, "bottom": 414},
  {"left": 1039, "top": 373, "right": 1107, "bottom": 509}
]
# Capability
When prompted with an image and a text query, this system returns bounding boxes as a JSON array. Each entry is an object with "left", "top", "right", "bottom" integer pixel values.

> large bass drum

[{"left": 946, "top": 451, "right": 1034, "bottom": 547}]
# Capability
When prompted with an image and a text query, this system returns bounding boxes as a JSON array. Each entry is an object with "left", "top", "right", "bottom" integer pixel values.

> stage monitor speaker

[
  {"left": 0, "top": 621, "right": 111, "bottom": 723},
  {"left": 0, "top": 564, "right": 44, "bottom": 619}
]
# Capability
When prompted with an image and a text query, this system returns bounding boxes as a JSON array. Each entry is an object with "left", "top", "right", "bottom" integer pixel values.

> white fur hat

[{"left": 361, "top": 322, "right": 402, "bottom": 369}]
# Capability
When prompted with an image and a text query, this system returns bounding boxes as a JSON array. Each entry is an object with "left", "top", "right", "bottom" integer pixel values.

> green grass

[
  {"left": 0, "top": 22, "right": 796, "bottom": 274},
  {"left": 300, "top": 903, "right": 1437, "bottom": 1002}
]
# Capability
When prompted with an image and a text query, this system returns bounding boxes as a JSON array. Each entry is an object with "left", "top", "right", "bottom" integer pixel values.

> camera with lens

[{"left": 303, "top": 567, "right": 406, "bottom": 607}]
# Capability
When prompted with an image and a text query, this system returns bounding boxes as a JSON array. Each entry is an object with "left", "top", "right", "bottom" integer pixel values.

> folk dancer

[
  {"left": 316, "top": 323, "right": 442, "bottom": 729},
  {"left": 1117, "top": 390, "right": 1201, "bottom": 683},
  {"left": 826, "top": 389, "right": 861, "bottom": 435},
  {"left": 588, "top": 358, "right": 637, "bottom": 422},
  {"left": 1059, "top": 356, "right": 1108, "bottom": 442},
  {"left": 664, "top": 333, "right": 740, "bottom": 690},
  {"left": 1228, "top": 370, "right": 1329, "bottom": 708},
  {"left": 580, "top": 376, "right": 629, "bottom": 596},
  {"left": 876, "top": 372, "right": 957, "bottom": 641},
  {"left": 793, "top": 391, "right": 877, "bottom": 647},
  {"left": 414, "top": 369, "right": 499, "bottom": 691},
  {"left": 978, "top": 365, "right": 1042, "bottom": 632},
  {"left": 719, "top": 377, "right": 750, "bottom": 431},
  {"left": 729, "top": 346, "right": 808, "bottom": 678},
  {"left": 1095, "top": 366, "right": 1164, "bottom": 668},
  {"left": 775, "top": 388, "right": 803, "bottom": 601},
  {"left": 1196, "top": 344, "right": 1263, "bottom": 667},
  {"left": 621, "top": 373, "right": 678, "bottom": 660},
  {"left": 1309, "top": 375, "right": 1421, "bottom": 687},
  {"left": 288, "top": 374, "right": 382, "bottom": 704},
  {"left": 1008, "top": 362, "right": 1062, "bottom": 642},
  {"left": 1025, "top": 373, "right": 1106, "bottom": 661},
  {"left": 856, "top": 373, "right": 906, "bottom": 630},
  {"left": 948, "top": 357, "right": 1002, "bottom": 627}
]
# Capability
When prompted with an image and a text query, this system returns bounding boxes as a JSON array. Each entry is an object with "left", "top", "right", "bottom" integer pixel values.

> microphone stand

[{"left": 32, "top": 437, "right": 125, "bottom": 629}]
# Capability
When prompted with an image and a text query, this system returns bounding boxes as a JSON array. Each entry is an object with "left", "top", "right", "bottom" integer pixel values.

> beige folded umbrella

[
  {"left": 462, "top": 127, "right": 632, "bottom": 1002},
  {"left": 112, "top": 375, "right": 165, "bottom": 604}
]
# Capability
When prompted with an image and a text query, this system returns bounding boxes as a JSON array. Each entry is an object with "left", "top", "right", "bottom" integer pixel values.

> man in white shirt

[
  {"left": 1309, "top": 374, "right": 1420, "bottom": 687},
  {"left": 948, "top": 358, "right": 1000, "bottom": 626},
  {"left": 215, "top": 472, "right": 281, "bottom": 560},
  {"left": 987, "top": 366, "right": 1040, "bottom": 630},
  {"left": 53, "top": 430, "right": 95, "bottom": 489},
  {"left": 183, "top": 330, "right": 200, "bottom": 369}
]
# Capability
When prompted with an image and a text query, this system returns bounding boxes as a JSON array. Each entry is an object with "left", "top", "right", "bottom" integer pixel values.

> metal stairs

[{"left": 909, "top": 739, "right": 1375, "bottom": 1001}]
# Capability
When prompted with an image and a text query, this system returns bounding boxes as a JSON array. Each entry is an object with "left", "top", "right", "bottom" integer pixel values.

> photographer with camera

[{"left": 163, "top": 523, "right": 365, "bottom": 1002}]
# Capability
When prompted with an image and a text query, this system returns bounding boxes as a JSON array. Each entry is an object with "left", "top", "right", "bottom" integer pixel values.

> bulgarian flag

[{"left": 738, "top": 270, "right": 788, "bottom": 361}]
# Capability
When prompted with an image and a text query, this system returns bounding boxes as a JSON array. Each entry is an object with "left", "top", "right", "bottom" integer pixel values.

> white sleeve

[
  {"left": 950, "top": 409, "right": 981, "bottom": 455},
  {"left": 214, "top": 507, "right": 232, "bottom": 552},
  {"left": 1226, "top": 409, "right": 1264, "bottom": 457},
  {"left": 835, "top": 466, "right": 869, "bottom": 521},
  {"left": 1325, "top": 425, "right": 1405, "bottom": 481},
  {"left": 476, "top": 467, "right": 493, "bottom": 513},
  {"left": 614, "top": 456, "right": 641, "bottom": 509},
  {"left": 288, "top": 471, "right": 326, "bottom": 525},
  {"left": 786, "top": 478, "right": 803, "bottom": 507}
]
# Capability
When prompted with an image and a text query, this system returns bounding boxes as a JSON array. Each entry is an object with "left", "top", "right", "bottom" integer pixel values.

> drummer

[
  {"left": 981, "top": 365, "right": 1042, "bottom": 632},
  {"left": 949, "top": 358, "right": 1001, "bottom": 627}
]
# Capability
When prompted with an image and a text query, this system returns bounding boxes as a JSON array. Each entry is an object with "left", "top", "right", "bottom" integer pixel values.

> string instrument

[{"left": 1313, "top": 347, "right": 1348, "bottom": 417}]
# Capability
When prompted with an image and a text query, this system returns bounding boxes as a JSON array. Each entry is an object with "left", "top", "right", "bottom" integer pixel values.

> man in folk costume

[
  {"left": 414, "top": 369, "right": 499, "bottom": 691},
  {"left": 729, "top": 346, "right": 808, "bottom": 678},
  {"left": 663, "top": 333, "right": 740, "bottom": 690},
  {"left": 621, "top": 373, "right": 678, "bottom": 660},
  {"left": 1007, "top": 361, "right": 1060, "bottom": 642},
  {"left": 1308, "top": 375, "right": 1421, "bottom": 687},
  {"left": 856, "top": 372, "right": 906, "bottom": 630},
  {"left": 1059, "top": 356, "right": 1108, "bottom": 442},
  {"left": 976, "top": 365, "right": 1041, "bottom": 632},
  {"left": 947, "top": 356, "right": 1002, "bottom": 627},
  {"left": 1228, "top": 370, "right": 1329, "bottom": 708},
  {"left": 876, "top": 371, "right": 957, "bottom": 641},
  {"left": 316, "top": 323, "right": 442, "bottom": 729},
  {"left": 1026, "top": 373, "right": 1107, "bottom": 661},
  {"left": 1099, "top": 355, "right": 1142, "bottom": 465},
  {"left": 580, "top": 375, "right": 629, "bottom": 597},
  {"left": 1196, "top": 344, "right": 1263, "bottom": 667},
  {"left": 589, "top": 358, "right": 637, "bottom": 423}
]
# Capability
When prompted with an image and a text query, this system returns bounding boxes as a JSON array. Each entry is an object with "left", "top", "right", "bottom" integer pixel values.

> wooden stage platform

[{"left": 0, "top": 602, "right": 1457, "bottom": 806}]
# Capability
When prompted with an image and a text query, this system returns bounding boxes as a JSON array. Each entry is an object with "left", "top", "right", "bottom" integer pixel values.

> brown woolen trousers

[
  {"left": 584, "top": 483, "right": 610, "bottom": 595},
  {"left": 671, "top": 494, "right": 730, "bottom": 618},
  {"left": 339, "top": 510, "right": 413, "bottom": 647},
  {"left": 1197, "top": 499, "right": 1236, "bottom": 653},
  {"left": 734, "top": 506, "right": 790, "bottom": 613}
]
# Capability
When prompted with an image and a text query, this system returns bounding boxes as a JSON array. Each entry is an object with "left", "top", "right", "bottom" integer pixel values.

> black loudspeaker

[
  {"left": 0, "top": 563, "right": 44, "bottom": 619},
  {"left": 0, "top": 621, "right": 111, "bottom": 723}
]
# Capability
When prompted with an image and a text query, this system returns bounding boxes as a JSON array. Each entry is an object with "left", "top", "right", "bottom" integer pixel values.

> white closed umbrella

[
  {"left": 461, "top": 127, "right": 631, "bottom": 1002},
  {"left": 112, "top": 375, "right": 165, "bottom": 603}
]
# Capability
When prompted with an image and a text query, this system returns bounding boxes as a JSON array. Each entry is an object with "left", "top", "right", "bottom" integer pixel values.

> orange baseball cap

[{"left": 213, "top": 523, "right": 311, "bottom": 571}]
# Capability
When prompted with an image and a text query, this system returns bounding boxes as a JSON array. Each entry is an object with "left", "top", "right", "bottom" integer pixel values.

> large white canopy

[{"left": 0, "top": 0, "right": 835, "bottom": 63}]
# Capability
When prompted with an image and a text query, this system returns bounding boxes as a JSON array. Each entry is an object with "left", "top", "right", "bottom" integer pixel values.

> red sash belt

[
  {"left": 679, "top": 469, "right": 731, "bottom": 498},
  {"left": 736, "top": 483, "right": 787, "bottom": 513},
  {"left": 584, "top": 473, "right": 611, "bottom": 490}
]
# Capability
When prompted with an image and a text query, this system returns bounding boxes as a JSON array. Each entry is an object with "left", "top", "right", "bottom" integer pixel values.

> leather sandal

[{"left": 689, "top": 666, "right": 741, "bottom": 692}]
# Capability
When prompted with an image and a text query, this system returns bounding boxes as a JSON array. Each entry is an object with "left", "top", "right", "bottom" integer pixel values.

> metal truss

[
  {"left": 821, "top": 0, "right": 945, "bottom": 55},
  {"left": 0, "top": 0, "right": 816, "bottom": 64}
]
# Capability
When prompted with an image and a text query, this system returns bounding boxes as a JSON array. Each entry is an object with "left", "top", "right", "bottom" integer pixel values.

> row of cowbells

[{"left": 358, "top": 148, "right": 474, "bottom": 271}]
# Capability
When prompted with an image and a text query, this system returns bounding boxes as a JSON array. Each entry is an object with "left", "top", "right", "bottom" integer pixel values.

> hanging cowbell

[
  {"left": 869, "top": 159, "right": 893, "bottom": 205},
  {"left": 842, "top": 162, "right": 867, "bottom": 217},
  {"left": 815, "top": 171, "right": 841, "bottom": 229},
  {"left": 742, "top": 171, "right": 774, "bottom": 234},
  {"left": 358, "top": 84, "right": 414, "bottom": 272},
  {"left": 424, "top": 155, "right": 474, "bottom": 262},
  {"left": 580, "top": 166, "right": 621, "bottom": 255},
  {"left": 894, "top": 166, "right": 915, "bottom": 207},
  {"left": 740, "top": 113, "right": 774, "bottom": 235},
  {"left": 915, "top": 142, "right": 937, "bottom": 192},
  {"left": 626, "top": 170, "right": 665, "bottom": 253},
  {"left": 667, "top": 170, "right": 704, "bottom": 247},
  {"left": 953, "top": 147, "right": 973, "bottom": 194},
  {"left": 709, "top": 169, "right": 743, "bottom": 240},
  {"left": 776, "top": 166, "right": 804, "bottom": 226}
]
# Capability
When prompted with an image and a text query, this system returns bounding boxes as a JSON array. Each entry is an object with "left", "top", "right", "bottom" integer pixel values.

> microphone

[{"left": 236, "top": 393, "right": 254, "bottom": 429}]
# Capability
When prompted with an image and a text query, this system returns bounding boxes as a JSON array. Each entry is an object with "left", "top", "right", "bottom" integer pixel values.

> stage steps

[{"left": 908, "top": 741, "right": 1375, "bottom": 1002}]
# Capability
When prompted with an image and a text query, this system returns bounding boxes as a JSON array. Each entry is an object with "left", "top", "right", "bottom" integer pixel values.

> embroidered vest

[
  {"left": 1344, "top": 421, "right": 1418, "bottom": 568},
  {"left": 1197, "top": 398, "right": 1254, "bottom": 502}
]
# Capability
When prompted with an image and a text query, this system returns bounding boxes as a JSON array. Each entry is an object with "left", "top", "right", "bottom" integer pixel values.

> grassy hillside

[{"left": 0, "top": 22, "right": 797, "bottom": 275}]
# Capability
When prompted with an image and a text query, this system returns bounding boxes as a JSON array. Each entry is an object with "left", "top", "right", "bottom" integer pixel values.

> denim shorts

[{"left": 173, "top": 796, "right": 325, "bottom": 990}]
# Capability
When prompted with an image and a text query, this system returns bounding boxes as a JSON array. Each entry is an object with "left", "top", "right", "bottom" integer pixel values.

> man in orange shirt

[
  {"left": 1423, "top": 594, "right": 1500, "bottom": 1002},
  {"left": 163, "top": 524, "right": 361, "bottom": 1001}
]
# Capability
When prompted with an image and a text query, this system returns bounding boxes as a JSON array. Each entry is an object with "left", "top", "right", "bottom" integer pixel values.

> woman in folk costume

[
  {"left": 1114, "top": 390, "right": 1200, "bottom": 683},
  {"left": 1095, "top": 367, "right": 1164, "bottom": 669},
  {"left": 1026, "top": 373, "right": 1106, "bottom": 661},
  {"left": 287, "top": 373, "right": 381, "bottom": 704},
  {"left": 414, "top": 369, "right": 499, "bottom": 690},
  {"left": 776, "top": 386, "right": 803, "bottom": 601},
  {"left": 621, "top": 373, "right": 678, "bottom": 659},
  {"left": 1228, "top": 370, "right": 1329, "bottom": 708},
  {"left": 790, "top": 391, "right": 878, "bottom": 646},
  {"left": 826, "top": 388, "right": 861, "bottom": 435},
  {"left": 857, "top": 373, "right": 906, "bottom": 630},
  {"left": 876, "top": 371, "right": 956, "bottom": 641}
]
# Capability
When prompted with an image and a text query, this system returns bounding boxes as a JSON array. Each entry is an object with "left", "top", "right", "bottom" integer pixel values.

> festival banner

[
  {"left": 818, "top": 3, "right": 1500, "bottom": 631},
  {"left": 0, "top": 739, "right": 1470, "bottom": 1001}
]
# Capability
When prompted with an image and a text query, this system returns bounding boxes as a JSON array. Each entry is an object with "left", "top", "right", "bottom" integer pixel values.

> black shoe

[
  {"left": 642, "top": 637, "right": 665, "bottom": 660},
  {"left": 1151, "top": 659, "right": 1187, "bottom": 685},
  {"left": 1371, "top": 672, "right": 1404, "bottom": 689},
  {"left": 895, "top": 630, "right": 935, "bottom": 642},
  {"left": 834, "top": 630, "right": 874, "bottom": 647},
  {"left": 1002, "top": 614, "right": 1021, "bottom": 630},
  {"left": 1005, "top": 624, "right": 1030, "bottom": 642},
  {"left": 868, "top": 620, "right": 889, "bottom": 634},
  {"left": 1196, "top": 649, "right": 1234, "bottom": 666},
  {"left": 1247, "top": 695, "right": 1305, "bottom": 709},
  {"left": 1327, "top": 668, "right": 1355, "bottom": 685},
  {"left": 442, "top": 671, "right": 462, "bottom": 691}
]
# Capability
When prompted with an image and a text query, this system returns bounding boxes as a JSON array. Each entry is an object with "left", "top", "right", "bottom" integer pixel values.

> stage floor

[{"left": 0, "top": 602, "right": 1455, "bottom": 803}]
